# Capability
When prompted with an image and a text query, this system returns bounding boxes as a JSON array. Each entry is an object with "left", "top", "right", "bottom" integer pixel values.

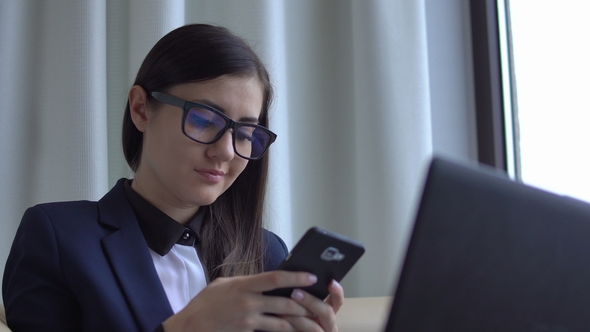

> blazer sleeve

[
  {"left": 262, "top": 229, "right": 289, "bottom": 271},
  {"left": 2, "top": 205, "right": 83, "bottom": 331}
]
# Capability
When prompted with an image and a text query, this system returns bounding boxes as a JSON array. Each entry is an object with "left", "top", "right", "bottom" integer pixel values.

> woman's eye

[
  {"left": 236, "top": 131, "right": 254, "bottom": 142},
  {"left": 188, "top": 114, "right": 213, "bottom": 128},
  {"left": 236, "top": 127, "right": 256, "bottom": 142}
]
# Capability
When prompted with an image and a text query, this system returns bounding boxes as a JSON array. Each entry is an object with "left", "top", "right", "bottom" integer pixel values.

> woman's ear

[{"left": 128, "top": 85, "right": 150, "bottom": 133}]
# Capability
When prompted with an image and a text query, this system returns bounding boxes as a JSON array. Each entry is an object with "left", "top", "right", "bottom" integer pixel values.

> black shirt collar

[{"left": 123, "top": 179, "right": 204, "bottom": 256}]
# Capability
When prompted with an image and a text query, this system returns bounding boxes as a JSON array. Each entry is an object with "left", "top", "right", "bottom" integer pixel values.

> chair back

[{"left": 0, "top": 304, "right": 11, "bottom": 332}]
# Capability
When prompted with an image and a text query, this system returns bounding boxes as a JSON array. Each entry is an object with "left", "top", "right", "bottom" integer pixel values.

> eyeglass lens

[{"left": 184, "top": 106, "right": 272, "bottom": 159}]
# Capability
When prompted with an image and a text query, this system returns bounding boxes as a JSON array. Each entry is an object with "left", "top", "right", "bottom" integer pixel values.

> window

[
  {"left": 471, "top": 0, "right": 589, "bottom": 203},
  {"left": 504, "top": 0, "right": 590, "bottom": 203}
]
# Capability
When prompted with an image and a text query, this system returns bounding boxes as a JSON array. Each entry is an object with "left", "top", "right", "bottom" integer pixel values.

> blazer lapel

[{"left": 99, "top": 180, "right": 173, "bottom": 331}]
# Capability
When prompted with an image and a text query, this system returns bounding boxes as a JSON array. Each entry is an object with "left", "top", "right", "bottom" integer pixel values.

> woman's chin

[{"left": 187, "top": 193, "right": 220, "bottom": 207}]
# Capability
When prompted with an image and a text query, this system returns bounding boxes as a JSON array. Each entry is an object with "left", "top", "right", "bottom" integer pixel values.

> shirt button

[{"left": 182, "top": 231, "right": 190, "bottom": 240}]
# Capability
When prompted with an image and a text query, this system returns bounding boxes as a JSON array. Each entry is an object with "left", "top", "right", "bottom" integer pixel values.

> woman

[{"left": 2, "top": 24, "right": 343, "bottom": 331}]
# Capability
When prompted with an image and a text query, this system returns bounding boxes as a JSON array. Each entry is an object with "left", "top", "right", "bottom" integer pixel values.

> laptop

[{"left": 384, "top": 157, "right": 590, "bottom": 331}]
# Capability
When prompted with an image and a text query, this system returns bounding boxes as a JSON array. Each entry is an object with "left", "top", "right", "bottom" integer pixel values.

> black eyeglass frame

[{"left": 149, "top": 91, "right": 277, "bottom": 160}]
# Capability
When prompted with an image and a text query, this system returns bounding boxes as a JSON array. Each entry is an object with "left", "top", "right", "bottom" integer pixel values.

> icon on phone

[{"left": 320, "top": 247, "right": 345, "bottom": 261}]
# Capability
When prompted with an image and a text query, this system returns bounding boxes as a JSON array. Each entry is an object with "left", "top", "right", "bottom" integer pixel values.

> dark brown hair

[{"left": 122, "top": 24, "right": 273, "bottom": 279}]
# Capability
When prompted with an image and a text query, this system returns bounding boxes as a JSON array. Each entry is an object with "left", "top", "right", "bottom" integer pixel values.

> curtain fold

[
  {"left": 0, "top": 0, "right": 38, "bottom": 288},
  {"left": 33, "top": 0, "right": 109, "bottom": 203},
  {"left": 0, "top": 0, "right": 432, "bottom": 298},
  {"left": 349, "top": 0, "right": 433, "bottom": 297}
]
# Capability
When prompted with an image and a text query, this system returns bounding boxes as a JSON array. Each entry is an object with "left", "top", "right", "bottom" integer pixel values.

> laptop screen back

[{"left": 385, "top": 157, "right": 590, "bottom": 331}]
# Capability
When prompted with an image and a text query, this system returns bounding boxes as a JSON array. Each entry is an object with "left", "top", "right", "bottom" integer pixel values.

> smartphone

[{"left": 264, "top": 227, "right": 365, "bottom": 299}]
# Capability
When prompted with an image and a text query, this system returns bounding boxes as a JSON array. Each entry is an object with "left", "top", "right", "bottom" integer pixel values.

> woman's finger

[
  {"left": 325, "top": 280, "right": 344, "bottom": 314},
  {"left": 245, "top": 270, "right": 318, "bottom": 293},
  {"left": 255, "top": 313, "right": 300, "bottom": 332},
  {"left": 281, "top": 314, "right": 323, "bottom": 332},
  {"left": 252, "top": 293, "right": 311, "bottom": 317},
  {"left": 290, "top": 289, "right": 337, "bottom": 332}
]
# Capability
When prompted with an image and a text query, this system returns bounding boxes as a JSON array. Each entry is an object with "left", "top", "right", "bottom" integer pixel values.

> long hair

[{"left": 122, "top": 24, "right": 273, "bottom": 279}]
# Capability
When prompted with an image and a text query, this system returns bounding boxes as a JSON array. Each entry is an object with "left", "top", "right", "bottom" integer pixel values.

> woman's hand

[
  {"left": 280, "top": 280, "right": 344, "bottom": 332},
  {"left": 161, "top": 270, "right": 318, "bottom": 332}
]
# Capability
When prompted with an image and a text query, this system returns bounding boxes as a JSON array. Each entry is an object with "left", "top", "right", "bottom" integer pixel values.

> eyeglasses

[{"left": 150, "top": 91, "right": 277, "bottom": 160}]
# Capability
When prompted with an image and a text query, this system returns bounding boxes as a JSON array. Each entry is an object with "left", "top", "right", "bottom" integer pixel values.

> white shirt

[
  {"left": 150, "top": 244, "right": 207, "bottom": 313},
  {"left": 123, "top": 180, "right": 208, "bottom": 313}
]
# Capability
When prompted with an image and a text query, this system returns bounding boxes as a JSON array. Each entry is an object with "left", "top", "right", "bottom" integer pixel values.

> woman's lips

[{"left": 196, "top": 169, "right": 225, "bottom": 183}]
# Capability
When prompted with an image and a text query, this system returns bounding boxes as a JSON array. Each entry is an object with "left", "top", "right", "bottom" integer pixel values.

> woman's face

[{"left": 132, "top": 75, "right": 264, "bottom": 219}]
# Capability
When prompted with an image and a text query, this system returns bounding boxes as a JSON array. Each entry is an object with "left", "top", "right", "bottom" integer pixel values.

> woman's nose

[{"left": 207, "top": 130, "right": 235, "bottom": 161}]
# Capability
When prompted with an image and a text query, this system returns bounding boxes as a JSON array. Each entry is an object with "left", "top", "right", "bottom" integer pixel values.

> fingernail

[
  {"left": 291, "top": 289, "right": 304, "bottom": 300},
  {"left": 308, "top": 274, "right": 317, "bottom": 284},
  {"left": 331, "top": 279, "right": 340, "bottom": 287}
]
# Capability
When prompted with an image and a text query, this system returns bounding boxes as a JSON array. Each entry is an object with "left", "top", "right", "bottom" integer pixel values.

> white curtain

[{"left": 0, "top": 0, "right": 432, "bottom": 298}]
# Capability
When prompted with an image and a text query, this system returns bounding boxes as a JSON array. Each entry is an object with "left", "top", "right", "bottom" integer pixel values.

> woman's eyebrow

[{"left": 193, "top": 99, "right": 259, "bottom": 123}]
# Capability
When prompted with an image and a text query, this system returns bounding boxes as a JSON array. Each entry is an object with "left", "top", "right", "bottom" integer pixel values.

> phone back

[{"left": 267, "top": 227, "right": 365, "bottom": 299}]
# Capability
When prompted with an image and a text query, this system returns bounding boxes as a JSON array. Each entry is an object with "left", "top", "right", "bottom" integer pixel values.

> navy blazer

[{"left": 2, "top": 179, "right": 288, "bottom": 332}]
